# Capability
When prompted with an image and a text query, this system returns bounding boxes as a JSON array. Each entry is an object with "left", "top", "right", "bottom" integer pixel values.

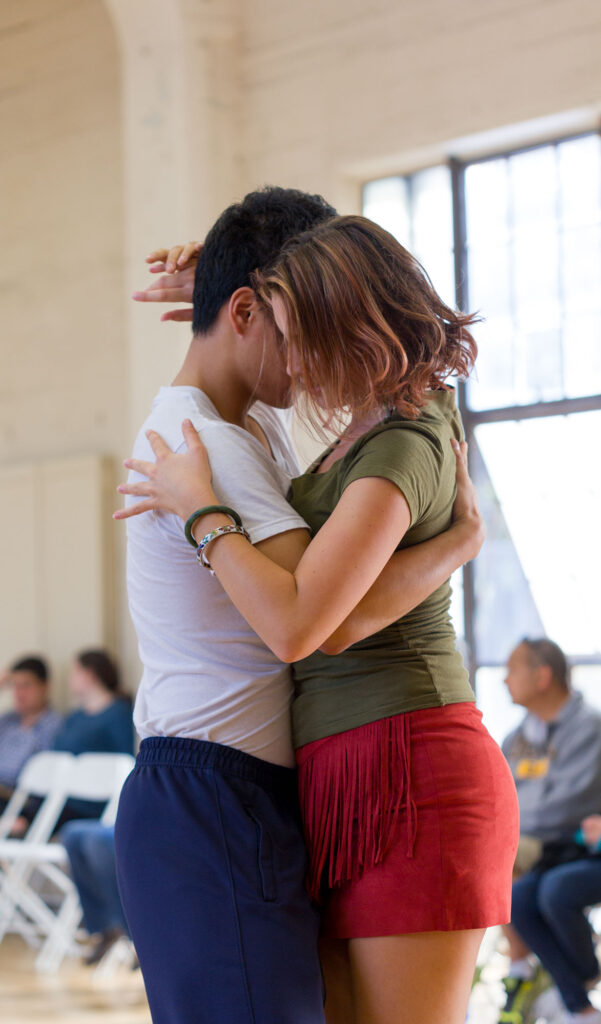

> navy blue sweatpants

[{"left": 114, "top": 737, "right": 325, "bottom": 1024}]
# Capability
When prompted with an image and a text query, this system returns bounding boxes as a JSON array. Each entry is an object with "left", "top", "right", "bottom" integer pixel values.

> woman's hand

[
  {"left": 114, "top": 420, "right": 216, "bottom": 522},
  {"left": 449, "top": 440, "right": 485, "bottom": 560},
  {"left": 132, "top": 242, "right": 202, "bottom": 322},
  {"left": 581, "top": 815, "right": 601, "bottom": 847}
]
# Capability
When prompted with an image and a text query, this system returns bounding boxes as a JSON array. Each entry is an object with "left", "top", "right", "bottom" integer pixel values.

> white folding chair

[
  {"left": 0, "top": 751, "right": 135, "bottom": 972},
  {"left": 0, "top": 751, "right": 75, "bottom": 947}
]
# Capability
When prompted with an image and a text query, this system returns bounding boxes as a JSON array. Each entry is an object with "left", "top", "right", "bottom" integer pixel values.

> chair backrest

[
  {"left": 64, "top": 753, "right": 135, "bottom": 825},
  {"left": 0, "top": 752, "right": 76, "bottom": 843}
]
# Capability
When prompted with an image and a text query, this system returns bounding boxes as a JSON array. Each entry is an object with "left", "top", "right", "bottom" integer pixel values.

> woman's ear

[{"left": 228, "top": 287, "right": 260, "bottom": 338}]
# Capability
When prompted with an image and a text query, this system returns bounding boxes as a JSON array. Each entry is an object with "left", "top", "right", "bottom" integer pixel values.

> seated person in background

[
  {"left": 12, "top": 650, "right": 134, "bottom": 836},
  {"left": 498, "top": 637, "right": 601, "bottom": 1024},
  {"left": 60, "top": 820, "right": 130, "bottom": 966},
  {"left": 53, "top": 649, "right": 134, "bottom": 756},
  {"left": 0, "top": 655, "right": 62, "bottom": 807},
  {"left": 510, "top": 812, "right": 601, "bottom": 1024}
]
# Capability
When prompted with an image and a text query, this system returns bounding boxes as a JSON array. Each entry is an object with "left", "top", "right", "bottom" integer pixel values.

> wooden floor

[{"left": 0, "top": 935, "right": 151, "bottom": 1024}]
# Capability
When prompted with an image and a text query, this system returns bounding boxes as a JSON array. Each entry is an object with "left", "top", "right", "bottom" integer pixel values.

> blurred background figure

[
  {"left": 53, "top": 650, "right": 134, "bottom": 757},
  {"left": 498, "top": 638, "right": 601, "bottom": 1024},
  {"left": 60, "top": 820, "right": 130, "bottom": 966},
  {"left": 9, "top": 649, "right": 134, "bottom": 838},
  {"left": 0, "top": 656, "right": 62, "bottom": 810}
]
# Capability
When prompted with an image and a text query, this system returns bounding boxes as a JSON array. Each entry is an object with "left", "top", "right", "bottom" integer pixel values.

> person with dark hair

[
  {"left": 114, "top": 193, "right": 487, "bottom": 1024},
  {"left": 53, "top": 649, "right": 133, "bottom": 756},
  {"left": 0, "top": 655, "right": 61, "bottom": 803},
  {"left": 118, "top": 213, "right": 516, "bottom": 1024},
  {"left": 498, "top": 638, "right": 601, "bottom": 1024},
  {"left": 1, "top": 649, "right": 136, "bottom": 836}
]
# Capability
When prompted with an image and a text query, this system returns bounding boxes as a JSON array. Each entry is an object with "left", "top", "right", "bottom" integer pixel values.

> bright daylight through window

[{"left": 363, "top": 133, "right": 601, "bottom": 742}]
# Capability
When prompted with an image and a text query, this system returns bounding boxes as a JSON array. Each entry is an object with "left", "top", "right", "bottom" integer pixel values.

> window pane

[
  {"left": 363, "top": 167, "right": 454, "bottom": 308},
  {"left": 465, "top": 134, "right": 601, "bottom": 410},
  {"left": 564, "top": 311, "right": 601, "bottom": 397},
  {"left": 472, "top": 412, "right": 601, "bottom": 660},
  {"left": 363, "top": 177, "right": 409, "bottom": 245},
  {"left": 476, "top": 666, "right": 523, "bottom": 746},
  {"left": 571, "top": 665, "right": 601, "bottom": 713},
  {"left": 559, "top": 135, "right": 601, "bottom": 227},
  {"left": 465, "top": 159, "right": 509, "bottom": 246},
  {"left": 411, "top": 166, "right": 455, "bottom": 306},
  {"left": 449, "top": 567, "right": 464, "bottom": 640}
]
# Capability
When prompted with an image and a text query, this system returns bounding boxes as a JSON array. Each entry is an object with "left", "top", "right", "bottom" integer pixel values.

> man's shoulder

[
  {"left": 560, "top": 694, "right": 601, "bottom": 736},
  {"left": 0, "top": 711, "right": 18, "bottom": 731},
  {"left": 135, "top": 387, "right": 221, "bottom": 454}
]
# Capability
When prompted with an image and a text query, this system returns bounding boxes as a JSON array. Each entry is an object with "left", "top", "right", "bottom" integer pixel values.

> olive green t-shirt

[{"left": 289, "top": 389, "right": 475, "bottom": 749}]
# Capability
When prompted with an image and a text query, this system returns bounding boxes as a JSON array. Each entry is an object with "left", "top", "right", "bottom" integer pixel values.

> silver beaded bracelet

[{"left": 196, "top": 524, "right": 251, "bottom": 573}]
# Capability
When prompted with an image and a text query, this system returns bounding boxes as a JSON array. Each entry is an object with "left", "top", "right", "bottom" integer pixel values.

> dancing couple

[{"left": 114, "top": 187, "right": 519, "bottom": 1024}]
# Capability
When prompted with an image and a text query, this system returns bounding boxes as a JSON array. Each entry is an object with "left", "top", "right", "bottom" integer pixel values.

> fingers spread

[
  {"left": 161, "top": 309, "right": 194, "bottom": 322},
  {"left": 117, "top": 481, "right": 151, "bottom": 497},
  {"left": 146, "top": 249, "right": 169, "bottom": 263},
  {"left": 145, "top": 429, "right": 173, "bottom": 458},
  {"left": 177, "top": 241, "right": 202, "bottom": 266},
  {"left": 113, "top": 499, "right": 156, "bottom": 520},
  {"left": 123, "top": 457, "right": 153, "bottom": 476}
]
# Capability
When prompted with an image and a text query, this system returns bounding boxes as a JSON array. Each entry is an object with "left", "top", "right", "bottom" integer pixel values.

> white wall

[
  {"left": 240, "top": 0, "right": 601, "bottom": 207},
  {"left": 0, "top": 0, "right": 129, "bottom": 694}
]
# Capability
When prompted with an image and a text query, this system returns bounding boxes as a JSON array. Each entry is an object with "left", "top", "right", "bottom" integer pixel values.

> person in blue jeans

[
  {"left": 510, "top": 814, "right": 601, "bottom": 1024},
  {"left": 61, "top": 820, "right": 130, "bottom": 965}
]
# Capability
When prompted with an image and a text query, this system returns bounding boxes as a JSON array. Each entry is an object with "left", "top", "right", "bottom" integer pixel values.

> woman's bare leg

[
  {"left": 348, "top": 928, "right": 485, "bottom": 1024},
  {"left": 319, "top": 938, "right": 357, "bottom": 1024}
]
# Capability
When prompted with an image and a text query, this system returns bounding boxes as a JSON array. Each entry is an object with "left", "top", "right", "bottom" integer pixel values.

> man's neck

[
  {"left": 172, "top": 335, "right": 254, "bottom": 429},
  {"left": 529, "top": 689, "right": 571, "bottom": 723}
]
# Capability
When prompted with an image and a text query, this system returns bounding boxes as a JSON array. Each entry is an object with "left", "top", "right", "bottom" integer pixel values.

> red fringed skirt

[{"left": 295, "top": 702, "right": 519, "bottom": 937}]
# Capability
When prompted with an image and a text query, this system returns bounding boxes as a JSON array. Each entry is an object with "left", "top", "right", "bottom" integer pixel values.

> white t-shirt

[{"left": 126, "top": 386, "right": 308, "bottom": 768}]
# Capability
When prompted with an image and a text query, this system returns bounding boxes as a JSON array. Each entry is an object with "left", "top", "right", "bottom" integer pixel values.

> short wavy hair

[{"left": 255, "top": 215, "right": 479, "bottom": 431}]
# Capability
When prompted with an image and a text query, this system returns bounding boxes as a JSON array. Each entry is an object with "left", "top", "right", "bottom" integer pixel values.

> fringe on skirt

[{"left": 295, "top": 715, "right": 417, "bottom": 904}]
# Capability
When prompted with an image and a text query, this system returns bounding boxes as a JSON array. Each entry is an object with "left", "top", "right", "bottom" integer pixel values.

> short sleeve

[
  {"left": 341, "top": 427, "right": 442, "bottom": 526},
  {"left": 194, "top": 421, "right": 309, "bottom": 545}
]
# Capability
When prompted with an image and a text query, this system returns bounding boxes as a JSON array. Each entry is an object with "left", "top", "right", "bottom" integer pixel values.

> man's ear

[
  {"left": 536, "top": 664, "right": 554, "bottom": 694},
  {"left": 228, "top": 287, "right": 261, "bottom": 338}
]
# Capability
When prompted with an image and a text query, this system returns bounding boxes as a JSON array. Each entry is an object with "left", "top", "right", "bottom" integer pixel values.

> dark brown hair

[
  {"left": 255, "top": 215, "right": 478, "bottom": 430},
  {"left": 76, "top": 649, "right": 129, "bottom": 701}
]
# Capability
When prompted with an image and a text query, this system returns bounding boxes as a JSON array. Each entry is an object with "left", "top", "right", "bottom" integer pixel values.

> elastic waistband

[{"left": 136, "top": 736, "right": 297, "bottom": 794}]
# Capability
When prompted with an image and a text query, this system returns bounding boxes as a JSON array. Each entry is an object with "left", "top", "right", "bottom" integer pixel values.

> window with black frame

[{"left": 363, "top": 132, "right": 601, "bottom": 742}]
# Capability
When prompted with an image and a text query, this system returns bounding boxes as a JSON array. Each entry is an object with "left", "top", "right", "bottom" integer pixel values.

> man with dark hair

[
  {"left": 191, "top": 186, "right": 337, "bottom": 334},
  {"left": 0, "top": 655, "right": 62, "bottom": 802},
  {"left": 498, "top": 638, "right": 601, "bottom": 1024},
  {"left": 116, "top": 186, "right": 483, "bottom": 1024},
  {"left": 116, "top": 187, "right": 336, "bottom": 1024}
]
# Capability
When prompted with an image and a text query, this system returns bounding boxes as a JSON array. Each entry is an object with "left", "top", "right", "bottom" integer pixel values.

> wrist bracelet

[
  {"left": 196, "top": 524, "right": 251, "bottom": 573},
  {"left": 184, "top": 505, "right": 243, "bottom": 548}
]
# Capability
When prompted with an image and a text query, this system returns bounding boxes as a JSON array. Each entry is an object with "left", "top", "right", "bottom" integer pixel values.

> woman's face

[
  {"left": 68, "top": 660, "right": 98, "bottom": 699},
  {"left": 271, "top": 294, "right": 323, "bottom": 404},
  {"left": 270, "top": 295, "right": 294, "bottom": 375}
]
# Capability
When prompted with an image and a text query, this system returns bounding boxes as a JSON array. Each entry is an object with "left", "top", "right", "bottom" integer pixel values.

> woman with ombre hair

[{"left": 118, "top": 216, "right": 519, "bottom": 1024}]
